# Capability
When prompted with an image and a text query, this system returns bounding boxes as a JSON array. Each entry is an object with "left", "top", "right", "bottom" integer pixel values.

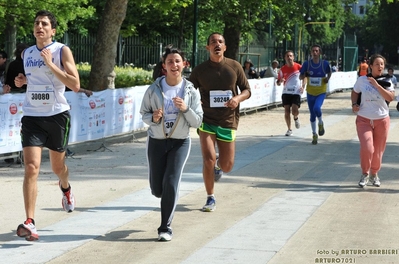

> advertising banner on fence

[{"left": 0, "top": 72, "right": 356, "bottom": 155}]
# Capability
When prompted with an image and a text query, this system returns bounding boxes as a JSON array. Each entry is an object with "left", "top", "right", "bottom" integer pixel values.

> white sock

[{"left": 311, "top": 121, "right": 316, "bottom": 134}]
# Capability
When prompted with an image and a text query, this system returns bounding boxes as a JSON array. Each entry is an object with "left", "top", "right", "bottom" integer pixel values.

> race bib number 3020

[{"left": 209, "top": 90, "right": 233, "bottom": 107}]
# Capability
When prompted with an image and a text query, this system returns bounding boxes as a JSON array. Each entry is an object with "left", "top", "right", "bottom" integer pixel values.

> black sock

[{"left": 61, "top": 185, "right": 71, "bottom": 193}]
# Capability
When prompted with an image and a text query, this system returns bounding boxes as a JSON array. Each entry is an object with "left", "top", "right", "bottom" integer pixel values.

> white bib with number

[
  {"left": 210, "top": 90, "right": 233, "bottom": 107},
  {"left": 309, "top": 77, "right": 322, "bottom": 87},
  {"left": 28, "top": 85, "right": 55, "bottom": 107}
]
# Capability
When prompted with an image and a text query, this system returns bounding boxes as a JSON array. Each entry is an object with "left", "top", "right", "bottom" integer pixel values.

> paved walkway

[{"left": 1, "top": 90, "right": 399, "bottom": 264}]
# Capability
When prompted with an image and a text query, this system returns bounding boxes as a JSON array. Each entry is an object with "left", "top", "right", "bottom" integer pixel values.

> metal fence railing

[{"left": 16, "top": 32, "right": 356, "bottom": 71}]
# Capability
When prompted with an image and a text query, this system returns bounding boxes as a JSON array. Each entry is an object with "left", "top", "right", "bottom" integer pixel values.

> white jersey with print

[
  {"left": 353, "top": 75, "right": 394, "bottom": 120},
  {"left": 23, "top": 41, "right": 69, "bottom": 116},
  {"left": 161, "top": 78, "right": 184, "bottom": 134}
]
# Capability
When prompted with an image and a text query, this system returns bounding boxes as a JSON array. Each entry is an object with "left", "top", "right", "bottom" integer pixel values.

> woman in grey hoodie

[{"left": 140, "top": 46, "right": 203, "bottom": 241}]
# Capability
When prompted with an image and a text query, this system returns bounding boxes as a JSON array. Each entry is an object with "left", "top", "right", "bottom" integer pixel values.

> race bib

[
  {"left": 164, "top": 113, "right": 177, "bottom": 134},
  {"left": 210, "top": 90, "right": 233, "bottom": 108},
  {"left": 28, "top": 85, "right": 55, "bottom": 107},
  {"left": 309, "top": 77, "right": 322, "bottom": 86}
]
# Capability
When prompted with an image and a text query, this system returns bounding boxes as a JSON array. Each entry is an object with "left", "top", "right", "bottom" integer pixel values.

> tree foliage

[
  {"left": 356, "top": 0, "right": 399, "bottom": 63},
  {"left": 2, "top": 0, "right": 399, "bottom": 90},
  {"left": 0, "top": 0, "right": 94, "bottom": 56}
]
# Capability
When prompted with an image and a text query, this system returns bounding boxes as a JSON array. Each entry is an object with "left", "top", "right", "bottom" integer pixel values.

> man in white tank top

[{"left": 14, "top": 10, "right": 90, "bottom": 242}]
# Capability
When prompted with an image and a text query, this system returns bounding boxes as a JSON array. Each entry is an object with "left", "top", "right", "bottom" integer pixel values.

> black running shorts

[
  {"left": 21, "top": 111, "right": 71, "bottom": 152},
  {"left": 282, "top": 94, "right": 301, "bottom": 107}
]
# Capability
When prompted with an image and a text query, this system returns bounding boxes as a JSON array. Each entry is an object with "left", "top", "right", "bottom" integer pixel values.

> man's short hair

[
  {"left": 311, "top": 44, "right": 322, "bottom": 54},
  {"left": 0, "top": 51, "right": 8, "bottom": 59}
]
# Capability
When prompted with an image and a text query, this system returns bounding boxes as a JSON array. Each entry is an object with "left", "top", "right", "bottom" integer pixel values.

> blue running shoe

[
  {"left": 202, "top": 196, "right": 216, "bottom": 212},
  {"left": 214, "top": 157, "right": 223, "bottom": 182}
]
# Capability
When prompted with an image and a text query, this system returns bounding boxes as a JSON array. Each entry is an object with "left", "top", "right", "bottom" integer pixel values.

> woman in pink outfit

[{"left": 351, "top": 54, "right": 395, "bottom": 188}]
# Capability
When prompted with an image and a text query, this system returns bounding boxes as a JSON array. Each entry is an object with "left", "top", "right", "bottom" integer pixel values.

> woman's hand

[
  {"left": 352, "top": 103, "right": 360, "bottom": 113},
  {"left": 173, "top": 97, "right": 187, "bottom": 112},
  {"left": 153, "top": 108, "right": 163, "bottom": 123}
]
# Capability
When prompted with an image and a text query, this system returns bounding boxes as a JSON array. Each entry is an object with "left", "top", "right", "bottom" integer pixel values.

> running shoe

[
  {"left": 214, "top": 158, "right": 223, "bottom": 182},
  {"left": 312, "top": 133, "right": 318, "bottom": 145},
  {"left": 66, "top": 148, "right": 75, "bottom": 157},
  {"left": 17, "top": 218, "right": 39, "bottom": 241},
  {"left": 294, "top": 118, "right": 300, "bottom": 129},
  {"left": 285, "top": 129, "right": 293, "bottom": 136},
  {"left": 318, "top": 122, "right": 325, "bottom": 136},
  {"left": 370, "top": 174, "right": 381, "bottom": 187},
  {"left": 158, "top": 231, "right": 173, "bottom": 241},
  {"left": 202, "top": 196, "right": 216, "bottom": 212},
  {"left": 59, "top": 181, "right": 75, "bottom": 213},
  {"left": 358, "top": 174, "right": 369, "bottom": 188}
]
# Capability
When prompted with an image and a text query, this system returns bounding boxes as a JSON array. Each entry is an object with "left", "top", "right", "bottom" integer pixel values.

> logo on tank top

[{"left": 25, "top": 57, "right": 47, "bottom": 68}]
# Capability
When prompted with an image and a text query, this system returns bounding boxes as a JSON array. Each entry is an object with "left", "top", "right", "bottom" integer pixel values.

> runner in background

[
  {"left": 299, "top": 44, "right": 332, "bottom": 145},
  {"left": 277, "top": 50, "right": 306, "bottom": 136}
]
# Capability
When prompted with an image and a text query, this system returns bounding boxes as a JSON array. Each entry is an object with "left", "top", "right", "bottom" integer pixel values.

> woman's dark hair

[
  {"left": 368, "top": 54, "right": 386, "bottom": 66},
  {"left": 162, "top": 45, "right": 185, "bottom": 63}
]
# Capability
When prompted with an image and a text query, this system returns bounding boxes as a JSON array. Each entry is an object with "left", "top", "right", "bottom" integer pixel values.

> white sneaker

[
  {"left": 285, "top": 130, "right": 293, "bottom": 136},
  {"left": 358, "top": 174, "right": 369, "bottom": 187},
  {"left": 17, "top": 219, "right": 39, "bottom": 241},
  {"left": 294, "top": 118, "right": 300, "bottom": 129},
  {"left": 202, "top": 196, "right": 216, "bottom": 212},
  {"left": 370, "top": 175, "right": 381, "bottom": 187},
  {"left": 158, "top": 232, "right": 172, "bottom": 241},
  {"left": 59, "top": 181, "right": 76, "bottom": 213}
]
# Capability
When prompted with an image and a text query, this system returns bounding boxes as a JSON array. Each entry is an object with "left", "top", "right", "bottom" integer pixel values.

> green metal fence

[
  {"left": 342, "top": 33, "right": 358, "bottom": 72},
  {"left": 18, "top": 32, "right": 356, "bottom": 72},
  {"left": 61, "top": 33, "right": 280, "bottom": 71}
]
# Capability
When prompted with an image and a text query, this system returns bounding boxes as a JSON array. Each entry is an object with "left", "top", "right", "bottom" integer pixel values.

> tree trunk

[
  {"left": 88, "top": 0, "right": 128, "bottom": 91},
  {"left": 5, "top": 23, "right": 17, "bottom": 60},
  {"left": 223, "top": 15, "right": 242, "bottom": 61}
]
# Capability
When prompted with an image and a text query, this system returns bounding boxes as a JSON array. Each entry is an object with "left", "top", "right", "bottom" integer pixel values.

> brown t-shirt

[{"left": 189, "top": 57, "right": 251, "bottom": 129}]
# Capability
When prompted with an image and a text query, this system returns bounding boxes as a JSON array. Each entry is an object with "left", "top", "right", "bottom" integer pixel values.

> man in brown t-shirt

[{"left": 190, "top": 32, "right": 251, "bottom": 212}]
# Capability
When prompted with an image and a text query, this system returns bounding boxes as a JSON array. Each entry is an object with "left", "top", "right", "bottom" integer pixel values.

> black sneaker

[{"left": 318, "top": 123, "right": 325, "bottom": 136}]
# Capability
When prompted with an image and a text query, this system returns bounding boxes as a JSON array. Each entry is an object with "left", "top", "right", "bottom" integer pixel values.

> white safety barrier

[{"left": 0, "top": 71, "right": 357, "bottom": 155}]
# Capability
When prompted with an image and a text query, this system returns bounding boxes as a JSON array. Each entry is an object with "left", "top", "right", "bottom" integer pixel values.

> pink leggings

[{"left": 356, "top": 115, "right": 390, "bottom": 175}]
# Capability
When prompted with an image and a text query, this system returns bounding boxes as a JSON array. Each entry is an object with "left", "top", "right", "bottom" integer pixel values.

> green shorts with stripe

[{"left": 199, "top": 122, "right": 236, "bottom": 142}]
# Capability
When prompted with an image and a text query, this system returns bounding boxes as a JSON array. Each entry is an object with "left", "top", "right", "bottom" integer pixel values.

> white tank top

[{"left": 23, "top": 41, "right": 70, "bottom": 116}]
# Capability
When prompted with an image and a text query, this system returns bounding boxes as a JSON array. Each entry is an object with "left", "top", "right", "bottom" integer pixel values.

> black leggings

[{"left": 146, "top": 136, "right": 191, "bottom": 234}]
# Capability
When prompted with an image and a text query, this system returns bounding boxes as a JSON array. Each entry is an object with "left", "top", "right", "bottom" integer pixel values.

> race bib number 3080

[{"left": 209, "top": 90, "right": 233, "bottom": 107}]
